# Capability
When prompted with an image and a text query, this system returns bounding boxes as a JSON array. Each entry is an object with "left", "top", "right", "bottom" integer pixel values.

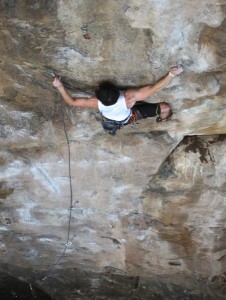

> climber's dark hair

[{"left": 95, "top": 81, "right": 120, "bottom": 106}]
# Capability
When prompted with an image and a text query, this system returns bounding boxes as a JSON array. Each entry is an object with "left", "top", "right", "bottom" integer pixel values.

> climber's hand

[
  {"left": 169, "top": 66, "right": 184, "bottom": 77},
  {"left": 53, "top": 76, "right": 63, "bottom": 89}
]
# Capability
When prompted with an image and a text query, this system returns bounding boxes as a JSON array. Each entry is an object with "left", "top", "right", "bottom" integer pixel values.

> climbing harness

[{"left": 101, "top": 110, "right": 138, "bottom": 135}]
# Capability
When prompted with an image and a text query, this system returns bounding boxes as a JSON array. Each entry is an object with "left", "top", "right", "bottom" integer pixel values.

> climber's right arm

[{"left": 53, "top": 77, "right": 98, "bottom": 109}]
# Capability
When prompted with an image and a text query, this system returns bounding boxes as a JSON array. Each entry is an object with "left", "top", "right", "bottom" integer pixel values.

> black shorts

[{"left": 133, "top": 102, "right": 160, "bottom": 119}]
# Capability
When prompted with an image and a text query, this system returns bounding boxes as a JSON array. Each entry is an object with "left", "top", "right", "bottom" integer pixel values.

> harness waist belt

[{"left": 103, "top": 112, "right": 132, "bottom": 126}]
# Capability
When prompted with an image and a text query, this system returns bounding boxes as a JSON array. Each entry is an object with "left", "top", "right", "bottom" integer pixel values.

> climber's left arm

[{"left": 125, "top": 66, "right": 183, "bottom": 108}]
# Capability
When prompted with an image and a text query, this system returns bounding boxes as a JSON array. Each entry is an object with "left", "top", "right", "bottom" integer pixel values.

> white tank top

[{"left": 98, "top": 92, "right": 131, "bottom": 121}]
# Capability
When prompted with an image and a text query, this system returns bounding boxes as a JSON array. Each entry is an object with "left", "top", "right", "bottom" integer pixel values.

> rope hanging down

[
  {"left": 41, "top": 74, "right": 94, "bottom": 281},
  {"left": 41, "top": 99, "right": 74, "bottom": 281}
]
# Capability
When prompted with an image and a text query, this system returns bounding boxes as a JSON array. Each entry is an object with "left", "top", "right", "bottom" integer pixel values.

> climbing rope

[
  {"left": 41, "top": 91, "right": 75, "bottom": 281},
  {"left": 47, "top": 71, "right": 94, "bottom": 96}
]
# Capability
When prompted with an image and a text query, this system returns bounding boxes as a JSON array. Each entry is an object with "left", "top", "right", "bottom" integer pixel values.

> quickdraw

[{"left": 81, "top": 24, "right": 91, "bottom": 39}]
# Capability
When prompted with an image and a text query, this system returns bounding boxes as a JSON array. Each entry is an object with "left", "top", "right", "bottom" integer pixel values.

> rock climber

[{"left": 53, "top": 66, "right": 183, "bottom": 134}]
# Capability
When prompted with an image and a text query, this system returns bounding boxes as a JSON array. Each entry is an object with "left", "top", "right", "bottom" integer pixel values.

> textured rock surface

[{"left": 0, "top": 0, "right": 226, "bottom": 299}]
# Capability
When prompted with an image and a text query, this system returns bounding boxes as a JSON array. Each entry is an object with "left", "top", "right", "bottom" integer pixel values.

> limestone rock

[{"left": 0, "top": 0, "right": 226, "bottom": 299}]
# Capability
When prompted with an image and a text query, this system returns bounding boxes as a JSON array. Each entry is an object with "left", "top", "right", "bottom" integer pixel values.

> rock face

[{"left": 0, "top": 0, "right": 226, "bottom": 299}]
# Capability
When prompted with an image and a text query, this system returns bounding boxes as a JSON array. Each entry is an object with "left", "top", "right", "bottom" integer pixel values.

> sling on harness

[
  {"left": 101, "top": 110, "right": 137, "bottom": 135},
  {"left": 102, "top": 119, "right": 120, "bottom": 135}
]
